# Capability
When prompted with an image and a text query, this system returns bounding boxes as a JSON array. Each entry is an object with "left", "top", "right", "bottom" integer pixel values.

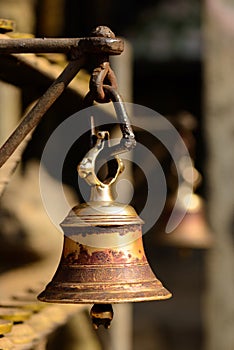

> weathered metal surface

[
  {"left": 87, "top": 61, "right": 118, "bottom": 103},
  {"left": 83, "top": 87, "right": 136, "bottom": 157},
  {"left": 38, "top": 123, "right": 171, "bottom": 310},
  {"left": 62, "top": 232, "right": 146, "bottom": 264},
  {"left": 38, "top": 178, "right": 171, "bottom": 304},
  {"left": 0, "top": 36, "right": 124, "bottom": 55},
  {"left": 0, "top": 25, "right": 123, "bottom": 55},
  {"left": 0, "top": 26, "right": 124, "bottom": 169},
  {"left": 38, "top": 232, "right": 171, "bottom": 305}
]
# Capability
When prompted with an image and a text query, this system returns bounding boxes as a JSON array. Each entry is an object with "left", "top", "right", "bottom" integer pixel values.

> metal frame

[{"left": 0, "top": 26, "right": 124, "bottom": 167}]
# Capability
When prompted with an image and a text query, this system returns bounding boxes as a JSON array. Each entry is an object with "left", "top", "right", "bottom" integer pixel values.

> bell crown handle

[{"left": 77, "top": 131, "right": 124, "bottom": 202}]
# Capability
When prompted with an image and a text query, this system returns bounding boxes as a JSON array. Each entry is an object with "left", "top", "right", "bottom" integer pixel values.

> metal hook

[
  {"left": 78, "top": 131, "right": 124, "bottom": 188},
  {"left": 83, "top": 85, "right": 136, "bottom": 160}
]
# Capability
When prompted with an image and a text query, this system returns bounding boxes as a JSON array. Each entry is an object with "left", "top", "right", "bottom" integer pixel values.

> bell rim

[
  {"left": 38, "top": 292, "right": 172, "bottom": 304},
  {"left": 37, "top": 279, "right": 172, "bottom": 304}
]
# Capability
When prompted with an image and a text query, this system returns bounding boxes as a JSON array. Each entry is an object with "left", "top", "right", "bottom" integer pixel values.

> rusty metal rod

[
  {"left": 0, "top": 56, "right": 84, "bottom": 168},
  {"left": 0, "top": 37, "right": 124, "bottom": 55}
]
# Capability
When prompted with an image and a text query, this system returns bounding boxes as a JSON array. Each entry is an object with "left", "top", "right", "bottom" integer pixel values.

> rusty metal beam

[
  {"left": 0, "top": 26, "right": 124, "bottom": 168},
  {"left": 0, "top": 56, "right": 84, "bottom": 168},
  {"left": 0, "top": 37, "right": 124, "bottom": 55}
]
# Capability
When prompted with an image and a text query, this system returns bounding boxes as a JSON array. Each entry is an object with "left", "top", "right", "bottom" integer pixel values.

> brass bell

[
  {"left": 157, "top": 112, "right": 213, "bottom": 249},
  {"left": 38, "top": 131, "right": 171, "bottom": 328},
  {"left": 156, "top": 193, "right": 213, "bottom": 249}
]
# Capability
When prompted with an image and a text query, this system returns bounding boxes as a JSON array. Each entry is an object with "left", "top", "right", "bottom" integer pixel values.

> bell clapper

[{"left": 90, "top": 304, "right": 114, "bottom": 330}]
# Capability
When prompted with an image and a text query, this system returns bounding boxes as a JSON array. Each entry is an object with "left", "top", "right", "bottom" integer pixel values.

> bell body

[{"left": 38, "top": 198, "right": 171, "bottom": 304}]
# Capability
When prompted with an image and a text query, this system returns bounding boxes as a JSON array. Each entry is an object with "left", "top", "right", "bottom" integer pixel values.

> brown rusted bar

[
  {"left": 0, "top": 26, "right": 124, "bottom": 168},
  {"left": 0, "top": 37, "right": 124, "bottom": 55},
  {"left": 0, "top": 56, "right": 84, "bottom": 168}
]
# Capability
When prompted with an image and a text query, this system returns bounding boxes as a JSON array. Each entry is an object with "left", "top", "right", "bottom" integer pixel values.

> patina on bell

[{"left": 38, "top": 133, "right": 171, "bottom": 311}]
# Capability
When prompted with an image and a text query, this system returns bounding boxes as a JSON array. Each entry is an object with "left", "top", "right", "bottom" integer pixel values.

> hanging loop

[
  {"left": 103, "top": 85, "right": 136, "bottom": 156},
  {"left": 78, "top": 131, "right": 124, "bottom": 188},
  {"left": 89, "top": 61, "right": 118, "bottom": 103},
  {"left": 83, "top": 85, "right": 136, "bottom": 159}
]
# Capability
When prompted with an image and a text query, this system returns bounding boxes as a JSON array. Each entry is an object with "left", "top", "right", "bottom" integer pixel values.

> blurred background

[{"left": 0, "top": 0, "right": 234, "bottom": 350}]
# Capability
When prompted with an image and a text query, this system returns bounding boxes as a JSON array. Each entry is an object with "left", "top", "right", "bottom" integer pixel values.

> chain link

[{"left": 88, "top": 61, "right": 118, "bottom": 103}]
